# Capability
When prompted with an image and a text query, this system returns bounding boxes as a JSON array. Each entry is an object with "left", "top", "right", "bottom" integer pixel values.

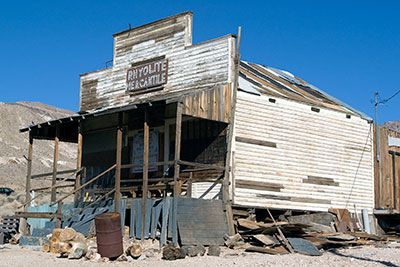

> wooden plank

[
  {"left": 64, "top": 189, "right": 115, "bottom": 221},
  {"left": 119, "top": 199, "right": 127, "bottom": 235},
  {"left": 23, "top": 135, "right": 33, "bottom": 235},
  {"left": 141, "top": 109, "right": 149, "bottom": 240},
  {"left": 32, "top": 184, "right": 74, "bottom": 191},
  {"left": 114, "top": 112, "right": 123, "bottom": 212},
  {"left": 187, "top": 172, "right": 193, "bottom": 197},
  {"left": 56, "top": 202, "right": 62, "bottom": 228},
  {"left": 50, "top": 164, "right": 116, "bottom": 206},
  {"left": 15, "top": 212, "right": 63, "bottom": 219},
  {"left": 222, "top": 28, "right": 241, "bottom": 237},
  {"left": 50, "top": 125, "right": 60, "bottom": 202},
  {"left": 133, "top": 200, "right": 141, "bottom": 239},
  {"left": 75, "top": 122, "right": 83, "bottom": 205},
  {"left": 253, "top": 234, "right": 279, "bottom": 246},
  {"left": 130, "top": 199, "right": 136, "bottom": 238},
  {"left": 235, "top": 136, "right": 277, "bottom": 148},
  {"left": 151, "top": 201, "right": 162, "bottom": 240},
  {"left": 31, "top": 169, "right": 78, "bottom": 179},
  {"left": 172, "top": 102, "right": 183, "bottom": 246},
  {"left": 177, "top": 160, "right": 225, "bottom": 170},
  {"left": 235, "top": 180, "right": 283, "bottom": 191},
  {"left": 303, "top": 176, "right": 339, "bottom": 186},
  {"left": 121, "top": 160, "right": 174, "bottom": 169},
  {"left": 160, "top": 197, "right": 170, "bottom": 246},
  {"left": 245, "top": 246, "right": 289, "bottom": 255}
]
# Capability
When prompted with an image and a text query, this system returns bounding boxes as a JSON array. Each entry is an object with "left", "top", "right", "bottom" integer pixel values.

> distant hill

[
  {"left": 383, "top": 120, "right": 400, "bottom": 133},
  {"left": 0, "top": 102, "right": 77, "bottom": 190}
]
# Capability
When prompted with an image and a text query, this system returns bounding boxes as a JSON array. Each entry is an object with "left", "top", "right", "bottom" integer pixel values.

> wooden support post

[
  {"left": 163, "top": 120, "right": 170, "bottom": 174},
  {"left": 172, "top": 102, "right": 183, "bottom": 246},
  {"left": 223, "top": 26, "right": 241, "bottom": 236},
  {"left": 187, "top": 172, "right": 193, "bottom": 198},
  {"left": 51, "top": 125, "right": 60, "bottom": 203},
  {"left": 224, "top": 26, "right": 241, "bottom": 204},
  {"left": 392, "top": 152, "right": 397, "bottom": 210},
  {"left": 23, "top": 134, "right": 33, "bottom": 235},
  {"left": 141, "top": 109, "right": 149, "bottom": 241},
  {"left": 74, "top": 121, "right": 83, "bottom": 206},
  {"left": 114, "top": 113, "right": 123, "bottom": 212},
  {"left": 56, "top": 202, "right": 62, "bottom": 228}
]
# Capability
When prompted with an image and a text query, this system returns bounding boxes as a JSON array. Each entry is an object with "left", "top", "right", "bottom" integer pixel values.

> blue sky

[{"left": 1, "top": 0, "right": 399, "bottom": 123}]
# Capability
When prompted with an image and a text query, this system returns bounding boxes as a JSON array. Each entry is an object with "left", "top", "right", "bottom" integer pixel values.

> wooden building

[
  {"left": 19, "top": 12, "right": 376, "bottom": 240},
  {"left": 375, "top": 126, "right": 400, "bottom": 214}
]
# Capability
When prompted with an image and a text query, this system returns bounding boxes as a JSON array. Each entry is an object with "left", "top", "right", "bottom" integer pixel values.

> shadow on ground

[{"left": 329, "top": 249, "right": 399, "bottom": 267}]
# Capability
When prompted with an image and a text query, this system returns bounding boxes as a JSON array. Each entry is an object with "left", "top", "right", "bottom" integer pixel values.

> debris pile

[{"left": 228, "top": 208, "right": 400, "bottom": 256}]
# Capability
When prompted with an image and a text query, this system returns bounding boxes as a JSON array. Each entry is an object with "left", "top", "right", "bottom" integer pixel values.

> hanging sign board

[
  {"left": 131, "top": 131, "right": 159, "bottom": 173},
  {"left": 126, "top": 58, "right": 168, "bottom": 92}
]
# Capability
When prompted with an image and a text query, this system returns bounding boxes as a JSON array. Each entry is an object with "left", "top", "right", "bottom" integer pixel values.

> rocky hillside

[
  {"left": 383, "top": 120, "right": 400, "bottom": 133},
  {"left": 0, "top": 102, "right": 77, "bottom": 190}
]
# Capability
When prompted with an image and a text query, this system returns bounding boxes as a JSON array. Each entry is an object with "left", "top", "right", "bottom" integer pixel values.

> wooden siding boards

[
  {"left": 80, "top": 12, "right": 235, "bottom": 113},
  {"left": 375, "top": 126, "right": 400, "bottom": 210},
  {"left": 182, "top": 84, "right": 232, "bottom": 123},
  {"left": 232, "top": 91, "right": 374, "bottom": 213}
]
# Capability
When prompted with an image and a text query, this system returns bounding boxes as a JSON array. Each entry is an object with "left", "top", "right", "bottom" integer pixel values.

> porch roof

[{"left": 19, "top": 100, "right": 167, "bottom": 142}]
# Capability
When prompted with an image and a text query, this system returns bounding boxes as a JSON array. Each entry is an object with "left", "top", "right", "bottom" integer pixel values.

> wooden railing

[
  {"left": 18, "top": 168, "right": 83, "bottom": 209},
  {"left": 50, "top": 164, "right": 116, "bottom": 207}
]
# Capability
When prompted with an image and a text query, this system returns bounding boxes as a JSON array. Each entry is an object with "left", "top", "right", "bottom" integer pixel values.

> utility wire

[{"left": 377, "top": 89, "right": 400, "bottom": 105}]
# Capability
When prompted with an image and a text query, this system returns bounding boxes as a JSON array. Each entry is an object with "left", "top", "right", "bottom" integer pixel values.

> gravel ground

[{"left": 1, "top": 245, "right": 400, "bottom": 267}]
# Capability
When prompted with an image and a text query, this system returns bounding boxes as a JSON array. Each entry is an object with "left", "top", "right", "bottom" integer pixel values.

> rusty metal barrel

[{"left": 94, "top": 212, "right": 123, "bottom": 258}]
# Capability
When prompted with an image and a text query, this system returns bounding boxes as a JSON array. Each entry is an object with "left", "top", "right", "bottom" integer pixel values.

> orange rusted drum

[{"left": 95, "top": 212, "right": 123, "bottom": 258}]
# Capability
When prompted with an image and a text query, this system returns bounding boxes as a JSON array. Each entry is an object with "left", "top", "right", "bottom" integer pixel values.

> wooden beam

[
  {"left": 141, "top": 109, "right": 149, "bottom": 241},
  {"left": 223, "top": 26, "right": 242, "bottom": 236},
  {"left": 74, "top": 121, "right": 83, "bottom": 206},
  {"left": 32, "top": 184, "right": 75, "bottom": 191},
  {"left": 114, "top": 112, "right": 123, "bottom": 212},
  {"left": 31, "top": 169, "right": 78, "bottom": 179},
  {"left": 64, "top": 189, "right": 116, "bottom": 221},
  {"left": 164, "top": 120, "right": 170, "bottom": 173},
  {"left": 50, "top": 164, "right": 116, "bottom": 206},
  {"left": 187, "top": 172, "right": 193, "bottom": 198},
  {"left": 56, "top": 202, "right": 62, "bottom": 228},
  {"left": 121, "top": 160, "right": 174, "bottom": 169},
  {"left": 23, "top": 134, "right": 33, "bottom": 235},
  {"left": 16, "top": 212, "right": 63, "bottom": 219},
  {"left": 172, "top": 102, "right": 183, "bottom": 246},
  {"left": 177, "top": 160, "right": 225, "bottom": 170},
  {"left": 50, "top": 125, "right": 60, "bottom": 203}
]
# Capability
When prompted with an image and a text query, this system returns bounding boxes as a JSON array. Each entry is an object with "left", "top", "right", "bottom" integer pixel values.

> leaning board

[{"left": 177, "top": 197, "right": 228, "bottom": 246}]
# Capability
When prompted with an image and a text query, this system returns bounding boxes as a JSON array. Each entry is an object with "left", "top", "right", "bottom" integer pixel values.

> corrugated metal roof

[{"left": 239, "top": 61, "right": 372, "bottom": 121}]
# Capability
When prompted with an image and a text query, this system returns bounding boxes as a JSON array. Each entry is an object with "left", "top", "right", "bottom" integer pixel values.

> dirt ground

[{"left": 1, "top": 244, "right": 400, "bottom": 267}]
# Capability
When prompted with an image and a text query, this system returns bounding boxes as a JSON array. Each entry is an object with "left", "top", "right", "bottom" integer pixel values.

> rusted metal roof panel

[{"left": 239, "top": 61, "right": 372, "bottom": 121}]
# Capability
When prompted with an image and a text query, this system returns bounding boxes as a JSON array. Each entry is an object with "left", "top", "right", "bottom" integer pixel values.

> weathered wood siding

[
  {"left": 182, "top": 84, "right": 232, "bottom": 123},
  {"left": 375, "top": 126, "right": 400, "bottom": 210},
  {"left": 80, "top": 12, "right": 235, "bottom": 112},
  {"left": 232, "top": 91, "right": 374, "bottom": 213}
]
